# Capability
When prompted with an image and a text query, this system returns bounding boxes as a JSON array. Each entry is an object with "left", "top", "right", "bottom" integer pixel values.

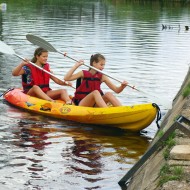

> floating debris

[
  {"left": 162, "top": 24, "right": 173, "bottom": 30},
  {"left": 185, "top": 26, "right": 189, "bottom": 31},
  {"left": 162, "top": 24, "right": 189, "bottom": 31}
]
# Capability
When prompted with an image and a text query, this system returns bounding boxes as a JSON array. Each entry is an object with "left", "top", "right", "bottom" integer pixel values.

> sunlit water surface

[{"left": 0, "top": 1, "right": 190, "bottom": 189}]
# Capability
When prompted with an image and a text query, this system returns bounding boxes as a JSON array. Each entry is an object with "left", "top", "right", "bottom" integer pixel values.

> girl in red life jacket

[
  {"left": 12, "top": 47, "right": 72, "bottom": 103},
  {"left": 64, "top": 53, "right": 128, "bottom": 107}
]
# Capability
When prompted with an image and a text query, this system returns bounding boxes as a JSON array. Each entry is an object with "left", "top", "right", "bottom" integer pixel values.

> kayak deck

[{"left": 3, "top": 88, "right": 158, "bottom": 131}]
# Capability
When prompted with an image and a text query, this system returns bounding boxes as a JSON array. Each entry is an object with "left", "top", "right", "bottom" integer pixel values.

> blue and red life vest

[
  {"left": 22, "top": 63, "right": 51, "bottom": 93},
  {"left": 73, "top": 70, "right": 104, "bottom": 105}
]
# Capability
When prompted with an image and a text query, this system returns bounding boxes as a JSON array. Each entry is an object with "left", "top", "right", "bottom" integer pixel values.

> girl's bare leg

[
  {"left": 47, "top": 89, "right": 71, "bottom": 103},
  {"left": 79, "top": 90, "right": 108, "bottom": 107},
  {"left": 27, "top": 85, "right": 53, "bottom": 101},
  {"left": 103, "top": 92, "right": 122, "bottom": 106}
]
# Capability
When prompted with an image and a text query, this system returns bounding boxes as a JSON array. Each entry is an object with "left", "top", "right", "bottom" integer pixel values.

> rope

[{"left": 152, "top": 103, "right": 162, "bottom": 129}]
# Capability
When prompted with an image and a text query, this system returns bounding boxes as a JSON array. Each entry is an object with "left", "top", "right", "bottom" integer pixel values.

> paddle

[
  {"left": 0, "top": 41, "right": 74, "bottom": 89},
  {"left": 0, "top": 88, "right": 14, "bottom": 97},
  {"left": 26, "top": 34, "right": 141, "bottom": 90},
  {"left": 26, "top": 34, "right": 172, "bottom": 109}
]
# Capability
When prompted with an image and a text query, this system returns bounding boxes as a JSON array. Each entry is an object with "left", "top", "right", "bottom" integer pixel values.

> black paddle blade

[
  {"left": 26, "top": 34, "right": 57, "bottom": 52},
  {"left": 0, "top": 88, "right": 14, "bottom": 97}
]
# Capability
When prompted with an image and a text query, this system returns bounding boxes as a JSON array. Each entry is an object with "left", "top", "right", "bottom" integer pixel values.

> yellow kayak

[{"left": 3, "top": 88, "right": 159, "bottom": 131}]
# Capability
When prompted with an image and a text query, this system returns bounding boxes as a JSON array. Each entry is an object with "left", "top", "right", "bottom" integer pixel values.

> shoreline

[{"left": 119, "top": 67, "right": 190, "bottom": 189}]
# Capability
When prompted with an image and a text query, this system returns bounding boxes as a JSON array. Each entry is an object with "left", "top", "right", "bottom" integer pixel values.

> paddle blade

[
  {"left": 0, "top": 41, "right": 15, "bottom": 55},
  {"left": 26, "top": 34, "right": 57, "bottom": 52}
]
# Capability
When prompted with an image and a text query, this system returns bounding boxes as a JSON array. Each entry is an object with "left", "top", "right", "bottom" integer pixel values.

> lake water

[{"left": 0, "top": 1, "right": 190, "bottom": 189}]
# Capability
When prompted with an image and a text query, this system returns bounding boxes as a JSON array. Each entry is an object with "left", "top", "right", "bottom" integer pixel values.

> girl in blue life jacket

[
  {"left": 12, "top": 47, "right": 72, "bottom": 103},
  {"left": 64, "top": 53, "right": 128, "bottom": 107}
]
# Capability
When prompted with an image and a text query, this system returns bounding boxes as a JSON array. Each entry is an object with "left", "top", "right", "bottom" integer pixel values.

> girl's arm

[
  {"left": 103, "top": 75, "right": 128, "bottom": 93},
  {"left": 50, "top": 72, "right": 72, "bottom": 86},
  {"left": 12, "top": 60, "right": 28, "bottom": 76},
  {"left": 64, "top": 60, "right": 84, "bottom": 81}
]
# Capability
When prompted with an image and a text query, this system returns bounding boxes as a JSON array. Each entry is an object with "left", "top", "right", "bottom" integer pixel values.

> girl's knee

[
  {"left": 92, "top": 90, "right": 101, "bottom": 96},
  {"left": 60, "top": 89, "right": 68, "bottom": 95},
  {"left": 104, "top": 92, "right": 113, "bottom": 98},
  {"left": 32, "top": 85, "right": 40, "bottom": 90}
]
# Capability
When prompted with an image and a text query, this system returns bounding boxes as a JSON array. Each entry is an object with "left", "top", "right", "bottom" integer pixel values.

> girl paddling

[{"left": 64, "top": 53, "right": 128, "bottom": 107}]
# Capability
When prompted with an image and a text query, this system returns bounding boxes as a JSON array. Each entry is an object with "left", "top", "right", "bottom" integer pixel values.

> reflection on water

[
  {"left": 1, "top": 0, "right": 190, "bottom": 189},
  {"left": 0, "top": 106, "right": 150, "bottom": 189}
]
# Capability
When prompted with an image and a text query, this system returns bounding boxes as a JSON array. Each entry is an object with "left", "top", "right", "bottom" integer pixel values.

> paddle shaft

[
  {"left": 25, "top": 34, "right": 172, "bottom": 109},
  {"left": 14, "top": 53, "right": 75, "bottom": 89},
  {"left": 58, "top": 52, "right": 173, "bottom": 110},
  {"left": 26, "top": 34, "right": 138, "bottom": 91},
  {"left": 57, "top": 50, "right": 139, "bottom": 91}
]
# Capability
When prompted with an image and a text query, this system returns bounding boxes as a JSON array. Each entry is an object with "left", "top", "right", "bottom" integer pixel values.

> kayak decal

[
  {"left": 60, "top": 107, "right": 71, "bottom": 114},
  {"left": 40, "top": 103, "right": 52, "bottom": 111},
  {"left": 25, "top": 102, "right": 35, "bottom": 107}
]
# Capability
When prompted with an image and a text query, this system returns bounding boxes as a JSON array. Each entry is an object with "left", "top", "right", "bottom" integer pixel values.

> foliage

[
  {"left": 158, "top": 131, "right": 181, "bottom": 186},
  {"left": 157, "top": 130, "right": 164, "bottom": 138},
  {"left": 182, "top": 83, "right": 190, "bottom": 98},
  {"left": 159, "top": 164, "right": 184, "bottom": 186},
  {"left": 163, "top": 132, "right": 176, "bottom": 149}
]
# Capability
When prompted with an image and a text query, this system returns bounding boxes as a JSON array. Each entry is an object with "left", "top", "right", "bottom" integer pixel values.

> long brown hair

[{"left": 31, "top": 47, "right": 48, "bottom": 63}]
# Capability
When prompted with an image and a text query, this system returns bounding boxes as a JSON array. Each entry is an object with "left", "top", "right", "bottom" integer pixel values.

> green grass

[
  {"left": 162, "top": 132, "right": 176, "bottom": 149},
  {"left": 182, "top": 83, "right": 190, "bottom": 97},
  {"left": 157, "top": 130, "right": 164, "bottom": 138},
  {"left": 158, "top": 131, "right": 184, "bottom": 186},
  {"left": 159, "top": 164, "right": 184, "bottom": 186},
  {"left": 163, "top": 133, "right": 176, "bottom": 160}
]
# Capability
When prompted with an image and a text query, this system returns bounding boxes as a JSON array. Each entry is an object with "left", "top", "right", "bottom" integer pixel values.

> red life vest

[
  {"left": 73, "top": 70, "right": 104, "bottom": 104},
  {"left": 22, "top": 63, "right": 51, "bottom": 93}
]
